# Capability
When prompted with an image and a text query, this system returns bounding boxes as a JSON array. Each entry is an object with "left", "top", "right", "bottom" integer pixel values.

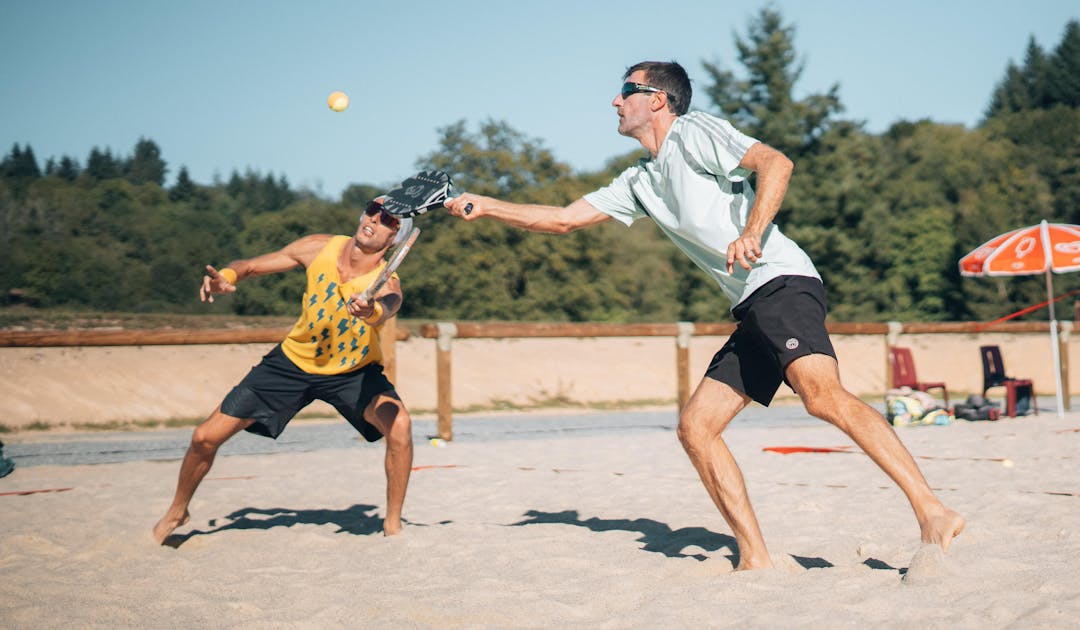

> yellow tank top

[{"left": 280, "top": 235, "right": 393, "bottom": 374}]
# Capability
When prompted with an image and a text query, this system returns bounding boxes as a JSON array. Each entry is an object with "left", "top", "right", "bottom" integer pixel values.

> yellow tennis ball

[{"left": 327, "top": 91, "right": 349, "bottom": 112}]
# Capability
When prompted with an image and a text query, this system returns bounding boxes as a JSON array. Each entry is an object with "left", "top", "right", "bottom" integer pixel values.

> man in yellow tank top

[{"left": 153, "top": 200, "right": 414, "bottom": 545}]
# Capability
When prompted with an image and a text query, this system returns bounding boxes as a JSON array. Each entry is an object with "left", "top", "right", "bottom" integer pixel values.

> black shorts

[
  {"left": 221, "top": 345, "right": 393, "bottom": 442},
  {"left": 705, "top": 275, "right": 836, "bottom": 406}
]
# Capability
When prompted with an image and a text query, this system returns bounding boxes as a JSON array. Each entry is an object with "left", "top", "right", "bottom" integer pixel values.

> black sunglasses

[
  {"left": 620, "top": 82, "right": 663, "bottom": 99},
  {"left": 364, "top": 201, "right": 401, "bottom": 229}
]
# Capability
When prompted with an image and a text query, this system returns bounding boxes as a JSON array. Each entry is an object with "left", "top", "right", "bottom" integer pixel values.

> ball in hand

[{"left": 327, "top": 91, "right": 349, "bottom": 112}]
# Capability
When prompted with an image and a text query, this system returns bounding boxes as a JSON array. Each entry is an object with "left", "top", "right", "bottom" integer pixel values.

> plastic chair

[
  {"left": 979, "top": 345, "right": 1037, "bottom": 417},
  {"left": 889, "top": 346, "right": 949, "bottom": 408}
]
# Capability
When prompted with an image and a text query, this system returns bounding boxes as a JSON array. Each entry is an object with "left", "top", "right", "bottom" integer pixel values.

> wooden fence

[
  {"left": 0, "top": 319, "right": 1069, "bottom": 439},
  {"left": 416, "top": 320, "right": 1071, "bottom": 440},
  {"left": 0, "top": 319, "right": 409, "bottom": 383}
]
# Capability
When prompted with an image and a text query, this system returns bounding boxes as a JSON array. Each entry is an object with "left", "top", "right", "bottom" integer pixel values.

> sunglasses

[
  {"left": 620, "top": 82, "right": 664, "bottom": 99},
  {"left": 364, "top": 201, "right": 401, "bottom": 230}
]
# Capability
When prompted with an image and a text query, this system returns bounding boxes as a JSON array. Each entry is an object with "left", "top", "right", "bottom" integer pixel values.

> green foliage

[
  {"left": 126, "top": 138, "right": 167, "bottom": 186},
  {"left": 1, "top": 144, "right": 42, "bottom": 179},
  {"left": 1048, "top": 21, "right": 1080, "bottom": 107},
  {"left": 2, "top": 11, "right": 1078, "bottom": 325},
  {"left": 985, "top": 20, "right": 1080, "bottom": 118},
  {"left": 225, "top": 169, "right": 296, "bottom": 214},
  {"left": 701, "top": 7, "right": 843, "bottom": 160}
]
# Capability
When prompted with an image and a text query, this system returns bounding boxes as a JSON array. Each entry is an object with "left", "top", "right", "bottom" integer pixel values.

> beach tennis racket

[
  {"left": 351, "top": 227, "right": 420, "bottom": 305},
  {"left": 381, "top": 170, "right": 472, "bottom": 217}
]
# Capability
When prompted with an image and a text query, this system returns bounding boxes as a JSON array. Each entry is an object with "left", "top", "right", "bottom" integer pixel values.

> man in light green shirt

[{"left": 446, "top": 60, "right": 964, "bottom": 571}]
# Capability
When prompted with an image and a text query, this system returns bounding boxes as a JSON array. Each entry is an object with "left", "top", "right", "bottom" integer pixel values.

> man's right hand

[
  {"left": 725, "top": 232, "right": 764, "bottom": 273},
  {"left": 445, "top": 195, "right": 483, "bottom": 220},
  {"left": 200, "top": 265, "right": 237, "bottom": 303}
]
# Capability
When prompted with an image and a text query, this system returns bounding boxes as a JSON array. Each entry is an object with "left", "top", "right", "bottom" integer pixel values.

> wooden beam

[{"left": 0, "top": 324, "right": 411, "bottom": 347}]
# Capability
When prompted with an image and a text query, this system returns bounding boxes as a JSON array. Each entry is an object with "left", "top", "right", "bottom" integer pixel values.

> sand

[{"left": 1, "top": 407, "right": 1078, "bottom": 628}]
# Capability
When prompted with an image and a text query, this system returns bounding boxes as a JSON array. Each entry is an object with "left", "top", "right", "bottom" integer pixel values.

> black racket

[{"left": 380, "top": 170, "right": 472, "bottom": 217}]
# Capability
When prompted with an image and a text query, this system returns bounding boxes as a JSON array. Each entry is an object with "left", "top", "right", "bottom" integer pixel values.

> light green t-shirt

[{"left": 584, "top": 111, "right": 820, "bottom": 308}]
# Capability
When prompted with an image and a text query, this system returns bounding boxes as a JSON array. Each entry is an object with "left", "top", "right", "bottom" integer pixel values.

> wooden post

[
  {"left": 676, "top": 322, "right": 694, "bottom": 411},
  {"left": 1061, "top": 321, "right": 1072, "bottom": 411},
  {"left": 380, "top": 316, "right": 398, "bottom": 383},
  {"left": 435, "top": 322, "right": 457, "bottom": 441},
  {"left": 885, "top": 321, "right": 902, "bottom": 396}
]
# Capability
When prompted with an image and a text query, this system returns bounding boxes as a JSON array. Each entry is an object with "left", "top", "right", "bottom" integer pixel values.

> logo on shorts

[{"left": 785, "top": 337, "right": 799, "bottom": 350}]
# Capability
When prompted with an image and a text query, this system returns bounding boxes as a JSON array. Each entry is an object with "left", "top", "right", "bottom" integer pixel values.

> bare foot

[
  {"left": 153, "top": 510, "right": 190, "bottom": 545},
  {"left": 383, "top": 519, "right": 402, "bottom": 536},
  {"left": 919, "top": 507, "right": 965, "bottom": 552}
]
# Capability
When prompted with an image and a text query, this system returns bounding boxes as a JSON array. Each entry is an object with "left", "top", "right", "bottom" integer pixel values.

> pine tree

[
  {"left": 0, "top": 143, "right": 42, "bottom": 179},
  {"left": 701, "top": 7, "right": 842, "bottom": 160},
  {"left": 56, "top": 156, "right": 80, "bottom": 181},
  {"left": 1023, "top": 37, "right": 1054, "bottom": 109},
  {"left": 986, "top": 61, "right": 1032, "bottom": 117},
  {"left": 125, "top": 138, "right": 167, "bottom": 185},
  {"left": 1048, "top": 20, "right": 1080, "bottom": 107},
  {"left": 169, "top": 166, "right": 197, "bottom": 201},
  {"left": 86, "top": 147, "right": 122, "bottom": 180}
]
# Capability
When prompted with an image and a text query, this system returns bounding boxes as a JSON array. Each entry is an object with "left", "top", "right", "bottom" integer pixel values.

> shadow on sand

[
  {"left": 163, "top": 503, "right": 389, "bottom": 548},
  {"left": 509, "top": 509, "right": 899, "bottom": 572}
]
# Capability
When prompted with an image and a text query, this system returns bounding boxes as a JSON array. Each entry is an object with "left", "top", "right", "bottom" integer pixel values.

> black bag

[
  {"left": 953, "top": 395, "right": 1001, "bottom": 421},
  {"left": 0, "top": 438, "right": 13, "bottom": 478},
  {"left": 1013, "top": 388, "right": 1033, "bottom": 415}
]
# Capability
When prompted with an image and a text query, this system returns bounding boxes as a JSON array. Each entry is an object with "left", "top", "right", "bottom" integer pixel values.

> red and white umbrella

[{"left": 959, "top": 220, "right": 1080, "bottom": 416}]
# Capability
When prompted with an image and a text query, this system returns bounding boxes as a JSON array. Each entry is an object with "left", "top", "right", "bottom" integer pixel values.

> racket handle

[{"left": 352, "top": 290, "right": 373, "bottom": 307}]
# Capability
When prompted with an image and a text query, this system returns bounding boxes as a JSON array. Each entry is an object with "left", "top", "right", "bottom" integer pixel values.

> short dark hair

[{"left": 624, "top": 61, "right": 691, "bottom": 115}]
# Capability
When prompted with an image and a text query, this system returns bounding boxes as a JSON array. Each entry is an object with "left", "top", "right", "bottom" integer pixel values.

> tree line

[{"left": 2, "top": 9, "right": 1078, "bottom": 324}]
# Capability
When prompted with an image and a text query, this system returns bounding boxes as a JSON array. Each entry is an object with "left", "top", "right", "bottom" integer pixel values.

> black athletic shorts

[
  {"left": 705, "top": 275, "right": 836, "bottom": 406},
  {"left": 221, "top": 344, "right": 393, "bottom": 442}
]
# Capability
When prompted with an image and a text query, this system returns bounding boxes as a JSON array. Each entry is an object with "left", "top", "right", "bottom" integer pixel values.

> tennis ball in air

[{"left": 327, "top": 91, "right": 349, "bottom": 112}]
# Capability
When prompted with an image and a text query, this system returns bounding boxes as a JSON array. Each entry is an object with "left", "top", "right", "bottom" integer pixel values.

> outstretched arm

[
  {"left": 725, "top": 142, "right": 794, "bottom": 273},
  {"left": 444, "top": 196, "right": 610, "bottom": 234},
  {"left": 200, "top": 234, "right": 332, "bottom": 303}
]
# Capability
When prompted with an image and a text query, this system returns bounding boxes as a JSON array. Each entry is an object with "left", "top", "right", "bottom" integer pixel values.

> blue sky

[{"left": 1, "top": 1, "right": 1076, "bottom": 200}]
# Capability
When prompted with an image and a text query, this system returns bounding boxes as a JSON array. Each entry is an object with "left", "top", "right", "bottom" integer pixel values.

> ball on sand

[{"left": 327, "top": 91, "right": 349, "bottom": 112}]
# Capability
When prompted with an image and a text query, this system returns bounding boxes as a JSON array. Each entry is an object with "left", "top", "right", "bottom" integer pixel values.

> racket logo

[{"left": 405, "top": 184, "right": 426, "bottom": 199}]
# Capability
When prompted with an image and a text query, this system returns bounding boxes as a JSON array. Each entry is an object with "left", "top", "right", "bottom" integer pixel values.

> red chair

[
  {"left": 980, "top": 345, "right": 1037, "bottom": 417},
  {"left": 889, "top": 346, "right": 949, "bottom": 408}
]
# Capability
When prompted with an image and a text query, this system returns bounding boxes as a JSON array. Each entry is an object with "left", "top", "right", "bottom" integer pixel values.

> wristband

[
  {"left": 363, "top": 301, "right": 385, "bottom": 325},
  {"left": 218, "top": 268, "right": 238, "bottom": 284}
]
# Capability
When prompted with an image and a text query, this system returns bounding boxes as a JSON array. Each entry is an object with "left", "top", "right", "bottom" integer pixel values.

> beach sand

[{"left": 1, "top": 408, "right": 1078, "bottom": 628}]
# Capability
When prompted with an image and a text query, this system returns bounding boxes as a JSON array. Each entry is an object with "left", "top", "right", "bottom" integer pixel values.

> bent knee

[
  {"left": 799, "top": 387, "right": 860, "bottom": 424},
  {"left": 190, "top": 425, "right": 226, "bottom": 452},
  {"left": 386, "top": 412, "right": 412, "bottom": 442},
  {"left": 677, "top": 411, "right": 716, "bottom": 451},
  {"left": 371, "top": 398, "right": 411, "bottom": 443}
]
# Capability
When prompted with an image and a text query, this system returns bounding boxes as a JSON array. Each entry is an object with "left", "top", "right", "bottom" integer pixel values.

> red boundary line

[{"left": 0, "top": 487, "right": 74, "bottom": 497}]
